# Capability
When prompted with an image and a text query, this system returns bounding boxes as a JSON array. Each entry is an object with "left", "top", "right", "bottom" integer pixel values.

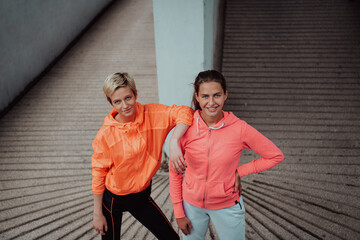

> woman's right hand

[
  {"left": 233, "top": 171, "right": 242, "bottom": 195},
  {"left": 176, "top": 217, "right": 193, "bottom": 235},
  {"left": 169, "top": 139, "right": 186, "bottom": 174},
  {"left": 93, "top": 213, "right": 108, "bottom": 235}
]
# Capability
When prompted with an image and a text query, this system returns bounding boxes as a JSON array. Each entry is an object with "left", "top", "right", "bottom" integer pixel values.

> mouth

[
  {"left": 206, "top": 106, "right": 218, "bottom": 112},
  {"left": 123, "top": 108, "right": 132, "bottom": 113}
]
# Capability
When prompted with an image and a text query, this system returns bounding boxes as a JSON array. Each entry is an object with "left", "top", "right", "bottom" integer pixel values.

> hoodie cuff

[
  {"left": 173, "top": 202, "right": 186, "bottom": 219},
  {"left": 237, "top": 163, "right": 255, "bottom": 178}
]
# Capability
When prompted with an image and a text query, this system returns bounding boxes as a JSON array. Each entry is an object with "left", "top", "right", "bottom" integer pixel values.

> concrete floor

[
  {"left": 0, "top": 0, "right": 165, "bottom": 239},
  {"left": 1, "top": 0, "right": 360, "bottom": 239}
]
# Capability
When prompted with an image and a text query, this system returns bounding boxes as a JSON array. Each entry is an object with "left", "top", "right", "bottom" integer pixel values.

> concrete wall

[
  {"left": 153, "top": 0, "right": 223, "bottom": 154},
  {"left": 153, "top": 0, "right": 223, "bottom": 107},
  {"left": 0, "top": 0, "right": 113, "bottom": 113},
  {"left": 205, "top": 0, "right": 223, "bottom": 72}
]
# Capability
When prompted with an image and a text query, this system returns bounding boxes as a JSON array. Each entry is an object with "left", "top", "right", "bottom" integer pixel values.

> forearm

[
  {"left": 169, "top": 164, "right": 186, "bottom": 218},
  {"left": 93, "top": 193, "right": 104, "bottom": 216},
  {"left": 170, "top": 123, "right": 189, "bottom": 143},
  {"left": 237, "top": 153, "right": 283, "bottom": 177}
]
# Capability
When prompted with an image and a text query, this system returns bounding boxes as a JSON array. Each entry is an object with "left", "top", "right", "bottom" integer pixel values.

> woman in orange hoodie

[
  {"left": 91, "top": 72, "right": 193, "bottom": 240},
  {"left": 169, "top": 70, "right": 284, "bottom": 240}
]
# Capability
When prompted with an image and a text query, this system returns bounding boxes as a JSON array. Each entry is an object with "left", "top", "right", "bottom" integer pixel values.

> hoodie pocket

[
  {"left": 206, "top": 181, "right": 233, "bottom": 203},
  {"left": 183, "top": 175, "right": 204, "bottom": 203}
]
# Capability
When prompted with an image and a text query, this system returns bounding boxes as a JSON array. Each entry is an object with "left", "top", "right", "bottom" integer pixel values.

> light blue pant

[{"left": 182, "top": 196, "right": 245, "bottom": 240}]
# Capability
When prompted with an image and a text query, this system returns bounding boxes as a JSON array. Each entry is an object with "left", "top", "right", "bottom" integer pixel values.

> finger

[
  {"left": 175, "top": 160, "right": 183, "bottom": 174},
  {"left": 171, "top": 159, "right": 180, "bottom": 174},
  {"left": 171, "top": 159, "right": 177, "bottom": 173},
  {"left": 188, "top": 222, "right": 193, "bottom": 230},
  {"left": 104, "top": 224, "right": 108, "bottom": 232},
  {"left": 182, "top": 227, "right": 190, "bottom": 235},
  {"left": 174, "top": 161, "right": 180, "bottom": 174},
  {"left": 234, "top": 180, "right": 239, "bottom": 192},
  {"left": 179, "top": 156, "right": 186, "bottom": 168},
  {"left": 176, "top": 160, "right": 183, "bottom": 173},
  {"left": 176, "top": 158, "right": 184, "bottom": 172}
]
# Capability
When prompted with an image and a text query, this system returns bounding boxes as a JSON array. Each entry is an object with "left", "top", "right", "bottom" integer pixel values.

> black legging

[{"left": 101, "top": 184, "right": 179, "bottom": 240}]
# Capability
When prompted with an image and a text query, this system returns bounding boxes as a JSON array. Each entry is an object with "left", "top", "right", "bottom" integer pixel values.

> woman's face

[
  {"left": 109, "top": 86, "right": 137, "bottom": 122},
  {"left": 195, "top": 81, "right": 227, "bottom": 120}
]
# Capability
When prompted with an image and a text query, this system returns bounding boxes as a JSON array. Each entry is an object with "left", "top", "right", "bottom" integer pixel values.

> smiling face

[
  {"left": 109, "top": 86, "right": 137, "bottom": 123},
  {"left": 195, "top": 81, "right": 228, "bottom": 126}
]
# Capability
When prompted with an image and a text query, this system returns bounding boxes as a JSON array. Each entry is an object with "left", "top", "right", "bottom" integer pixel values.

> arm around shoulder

[
  {"left": 169, "top": 105, "right": 194, "bottom": 127},
  {"left": 169, "top": 123, "right": 190, "bottom": 173}
]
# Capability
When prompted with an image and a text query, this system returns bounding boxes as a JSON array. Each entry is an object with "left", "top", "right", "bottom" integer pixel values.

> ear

[
  {"left": 224, "top": 90, "right": 228, "bottom": 101},
  {"left": 195, "top": 92, "right": 200, "bottom": 103}
]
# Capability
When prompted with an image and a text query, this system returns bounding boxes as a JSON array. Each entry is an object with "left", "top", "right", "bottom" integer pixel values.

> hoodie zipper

[
  {"left": 203, "top": 128, "right": 211, "bottom": 208},
  {"left": 196, "top": 115, "right": 225, "bottom": 208}
]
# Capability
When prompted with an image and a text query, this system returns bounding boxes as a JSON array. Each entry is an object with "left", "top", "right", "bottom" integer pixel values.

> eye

[
  {"left": 215, "top": 93, "right": 221, "bottom": 98},
  {"left": 114, "top": 100, "right": 120, "bottom": 104},
  {"left": 202, "top": 95, "right": 208, "bottom": 99},
  {"left": 125, "top": 96, "right": 132, "bottom": 101}
]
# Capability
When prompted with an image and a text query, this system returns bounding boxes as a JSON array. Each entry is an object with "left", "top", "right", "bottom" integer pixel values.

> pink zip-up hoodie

[{"left": 169, "top": 110, "right": 284, "bottom": 218}]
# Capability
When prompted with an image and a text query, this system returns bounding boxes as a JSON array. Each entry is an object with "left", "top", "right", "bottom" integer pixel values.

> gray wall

[
  {"left": 153, "top": 0, "right": 224, "bottom": 154},
  {"left": 0, "top": 0, "right": 113, "bottom": 112},
  {"left": 153, "top": 0, "right": 223, "bottom": 107}
]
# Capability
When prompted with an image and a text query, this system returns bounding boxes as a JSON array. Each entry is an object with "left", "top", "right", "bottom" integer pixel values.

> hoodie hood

[{"left": 103, "top": 102, "right": 144, "bottom": 128}]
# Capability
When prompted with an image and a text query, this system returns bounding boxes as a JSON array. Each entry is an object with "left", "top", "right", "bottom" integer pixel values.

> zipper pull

[{"left": 208, "top": 128, "right": 211, "bottom": 135}]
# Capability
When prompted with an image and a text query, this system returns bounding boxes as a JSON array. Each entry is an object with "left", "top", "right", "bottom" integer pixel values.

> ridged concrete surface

[
  {"left": 1, "top": 0, "right": 360, "bottom": 239},
  {"left": 0, "top": 0, "right": 171, "bottom": 239},
  {"left": 222, "top": 0, "right": 360, "bottom": 239}
]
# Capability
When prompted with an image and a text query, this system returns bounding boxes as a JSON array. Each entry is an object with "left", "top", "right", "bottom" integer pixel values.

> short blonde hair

[{"left": 103, "top": 72, "right": 137, "bottom": 102}]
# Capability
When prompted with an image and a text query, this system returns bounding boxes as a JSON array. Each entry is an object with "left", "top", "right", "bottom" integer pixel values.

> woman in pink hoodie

[{"left": 169, "top": 70, "right": 284, "bottom": 240}]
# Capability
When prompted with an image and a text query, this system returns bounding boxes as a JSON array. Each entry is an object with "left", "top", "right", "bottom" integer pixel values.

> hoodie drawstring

[
  {"left": 209, "top": 122, "right": 225, "bottom": 130},
  {"left": 196, "top": 116, "right": 225, "bottom": 136},
  {"left": 196, "top": 116, "right": 200, "bottom": 136}
]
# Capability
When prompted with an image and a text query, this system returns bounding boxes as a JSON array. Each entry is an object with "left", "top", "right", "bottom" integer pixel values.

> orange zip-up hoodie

[
  {"left": 91, "top": 102, "right": 193, "bottom": 195},
  {"left": 169, "top": 110, "right": 284, "bottom": 218}
]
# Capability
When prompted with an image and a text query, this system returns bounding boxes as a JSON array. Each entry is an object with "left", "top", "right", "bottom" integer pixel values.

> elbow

[{"left": 276, "top": 151, "right": 284, "bottom": 163}]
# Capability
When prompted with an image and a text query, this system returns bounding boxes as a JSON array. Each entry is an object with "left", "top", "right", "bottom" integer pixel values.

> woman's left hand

[
  {"left": 169, "top": 139, "right": 186, "bottom": 174},
  {"left": 233, "top": 171, "right": 242, "bottom": 195}
]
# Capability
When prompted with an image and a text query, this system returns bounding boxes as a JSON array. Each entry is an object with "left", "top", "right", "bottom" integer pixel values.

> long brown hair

[{"left": 192, "top": 70, "right": 227, "bottom": 110}]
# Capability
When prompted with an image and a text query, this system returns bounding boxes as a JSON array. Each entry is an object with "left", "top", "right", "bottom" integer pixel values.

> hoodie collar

[
  {"left": 104, "top": 102, "right": 144, "bottom": 128},
  {"left": 194, "top": 110, "right": 226, "bottom": 128},
  {"left": 194, "top": 109, "right": 238, "bottom": 135}
]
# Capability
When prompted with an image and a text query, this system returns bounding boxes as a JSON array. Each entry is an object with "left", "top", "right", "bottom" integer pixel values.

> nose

[
  {"left": 209, "top": 97, "right": 214, "bottom": 105},
  {"left": 122, "top": 101, "right": 128, "bottom": 108}
]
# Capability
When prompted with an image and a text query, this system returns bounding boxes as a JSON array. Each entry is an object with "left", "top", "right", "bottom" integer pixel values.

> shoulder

[
  {"left": 224, "top": 111, "right": 247, "bottom": 126},
  {"left": 222, "top": 112, "right": 250, "bottom": 138},
  {"left": 94, "top": 125, "right": 111, "bottom": 141}
]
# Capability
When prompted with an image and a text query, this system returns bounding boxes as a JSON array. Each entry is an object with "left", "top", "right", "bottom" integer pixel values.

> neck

[
  {"left": 115, "top": 112, "right": 136, "bottom": 123},
  {"left": 116, "top": 115, "right": 136, "bottom": 123},
  {"left": 200, "top": 111, "right": 223, "bottom": 127}
]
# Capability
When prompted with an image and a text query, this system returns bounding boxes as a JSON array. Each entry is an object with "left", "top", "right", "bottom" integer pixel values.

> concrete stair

[
  {"left": 1, "top": 0, "right": 359, "bottom": 239},
  {"left": 0, "top": 0, "right": 166, "bottom": 239},
  {"left": 222, "top": 0, "right": 360, "bottom": 239}
]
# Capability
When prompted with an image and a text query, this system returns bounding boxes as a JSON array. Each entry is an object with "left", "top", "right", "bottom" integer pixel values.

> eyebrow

[
  {"left": 113, "top": 94, "right": 132, "bottom": 102},
  {"left": 201, "top": 92, "right": 222, "bottom": 96}
]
